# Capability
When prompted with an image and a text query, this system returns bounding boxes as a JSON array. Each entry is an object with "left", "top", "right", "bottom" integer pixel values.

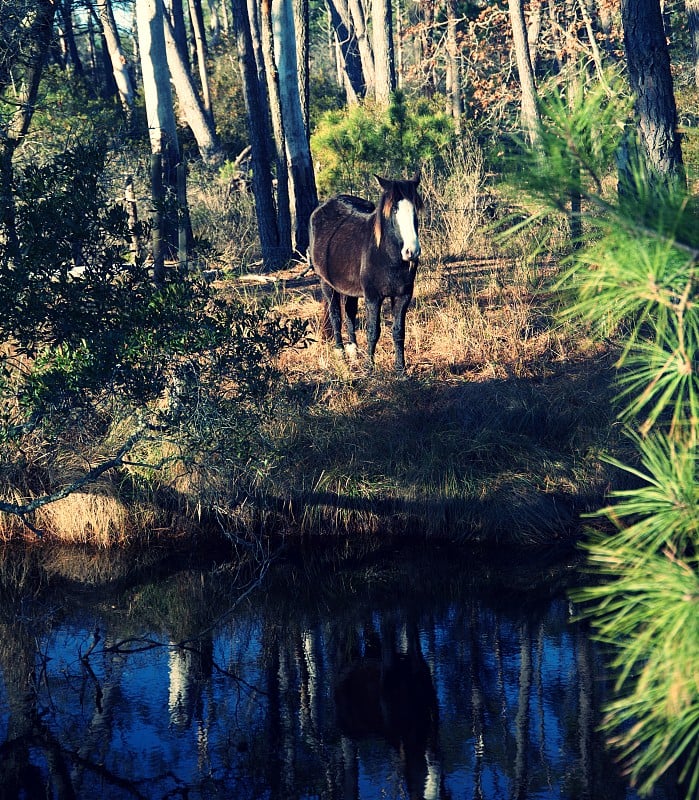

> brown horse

[{"left": 309, "top": 172, "right": 423, "bottom": 374}]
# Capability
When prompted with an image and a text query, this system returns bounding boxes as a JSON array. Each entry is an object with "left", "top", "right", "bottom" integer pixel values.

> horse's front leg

[
  {"left": 320, "top": 280, "right": 345, "bottom": 352},
  {"left": 344, "top": 295, "right": 359, "bottom": 360},
  {"left": 391, "top": 293, "right": 412, "bottom": 375},
  {"left": 364, "top": 295, "right": 381, "bottom": 373}
]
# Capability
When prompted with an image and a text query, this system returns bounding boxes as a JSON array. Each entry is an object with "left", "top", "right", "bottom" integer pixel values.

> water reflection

[{"left": 0, "top": 543, "right": 681, "bottom": 799}]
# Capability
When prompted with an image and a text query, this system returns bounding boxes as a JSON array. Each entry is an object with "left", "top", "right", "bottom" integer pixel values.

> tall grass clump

[{"left": 512, "top": 66, "right": 699, "bottom": 798}]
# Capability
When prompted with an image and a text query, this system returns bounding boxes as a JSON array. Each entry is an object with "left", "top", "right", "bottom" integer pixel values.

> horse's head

[{"left": 374, "top": 172, "right": 423, "bottom": 262}]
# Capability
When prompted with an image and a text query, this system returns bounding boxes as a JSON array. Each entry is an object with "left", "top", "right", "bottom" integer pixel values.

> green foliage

[
  {"left": 511, "top": 69, "right": 699, "bottom": 798},
  {"left": 311, "top": 90, "right": 455, "bottom": 195},
  {"left": 0, "top": 144, "right": 309, "bottom": 464},
  {"left": 13, "top": 66, "right": 129, "bottom": 155}
]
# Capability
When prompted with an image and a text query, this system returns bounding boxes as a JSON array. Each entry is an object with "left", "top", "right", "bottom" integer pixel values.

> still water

[{"left": 0, "top": 542, "right": 681, "bottom": 799}]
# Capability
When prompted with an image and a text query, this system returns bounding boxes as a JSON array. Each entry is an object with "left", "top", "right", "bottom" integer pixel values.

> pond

[{"left": 0, "top": 541, "right": 682, "bottom": 799}]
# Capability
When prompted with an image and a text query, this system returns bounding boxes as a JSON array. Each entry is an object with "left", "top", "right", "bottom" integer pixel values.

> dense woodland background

[{"left": 2, "top": 1, "right": 699, "bottom": 796}]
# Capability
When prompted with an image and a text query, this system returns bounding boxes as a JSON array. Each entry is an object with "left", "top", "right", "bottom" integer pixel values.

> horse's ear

[
  {"left": 375, "top": 175, "right": 391, "bottom": 191},
  {"left": 411, "top": 169, "right": 421, "bottom": 185}
]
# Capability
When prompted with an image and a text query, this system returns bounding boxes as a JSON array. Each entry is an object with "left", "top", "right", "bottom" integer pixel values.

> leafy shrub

[
  {"left": 0, "top": 143, "right": 309, "bottom": 524},
  {"left": 311, "top": 90, "right": 455, "bottom": 196}
]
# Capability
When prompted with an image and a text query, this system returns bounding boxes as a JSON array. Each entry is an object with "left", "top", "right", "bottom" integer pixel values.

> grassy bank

[{"left": 0, "top": 165, "right": 627, "bottom": 549}]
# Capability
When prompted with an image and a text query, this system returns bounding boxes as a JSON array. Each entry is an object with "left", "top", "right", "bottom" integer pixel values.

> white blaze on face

[{"left": 395, "top": 197, "right": 421, "bottom": 261}]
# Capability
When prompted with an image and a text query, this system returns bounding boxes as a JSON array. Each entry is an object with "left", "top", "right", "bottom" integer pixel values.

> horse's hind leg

[
  {"left": 320, "top": 280, "right": 345, "bottom": 352},
  {"left": 344, "top": 296, "right": 359, "bottom": 359},
  {"left": 365, "top": 295, "right": 382, "bottom": 373},
  {"left": 391, "top": 293, "right": 412, "bottom": 375}
]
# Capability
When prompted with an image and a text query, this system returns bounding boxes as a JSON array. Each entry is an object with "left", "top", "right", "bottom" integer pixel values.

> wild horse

[{"left": 309, "top": 172, "right": 423, "bottom": 374}]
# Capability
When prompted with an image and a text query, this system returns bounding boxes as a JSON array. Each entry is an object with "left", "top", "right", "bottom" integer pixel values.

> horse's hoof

[{"left": 345, "top": 343, "right": 359, "bottom": 361}]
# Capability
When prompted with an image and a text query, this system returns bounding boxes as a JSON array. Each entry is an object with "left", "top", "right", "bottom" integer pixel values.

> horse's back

[{"left": 309, "top": 195, "right": 373, "bottom": 295}]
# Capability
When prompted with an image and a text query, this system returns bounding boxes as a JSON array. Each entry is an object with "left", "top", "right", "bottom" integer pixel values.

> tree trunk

[
  {"left": 445, "top": 0, "right": 462, "bottom": 133},
  {"left": 59, "top": 0, "right": 85, "bottom": 74},
  {"left": 187, "top": 0, "right": 213, "bottom": 121},
  {"left": 508, "top": 0, "right": 541, "bottom": 147},
  {"left": 165, "top": 0, "right": 190, "bottom": 67},
  {"left": 93, "top": 0, "right": 136, "bottom": 121},
  {"left": 372, "top": 0, "right": 396, "bottom": 106},
  {"left": 294, "top": 0, "right": 311, "bottom": 135},
  {"left": 272, "top": 0, "right": 318, "bottom": 253},
  {"left": 163, "top": 13, "right": 221, "bottom": 164},
  {"left": 136, "top": 0, "right": 180, "bottom": 261},
  {"left": 621, "top": 0, "right": 683, "bottom": 184},
  {"left": 527, "top": 0, "right": 543, "bottom": 73},
  {"left": 326, "top": 0, "right": 364, "bottom": 102},
  {"left": 231, "top": 0, "right": 285, "bottom": 269},
  {"left": 348, "top": 0, "right": 374, "bottom": 96},
  {"left": 687, "top": 0, "right": 699, "bottom": 88},
  {"left": 417, "top": 0, "right": 436, "bottom": 98},
  {"left": 0, "top": 0, "right": 56, "bottom": 259},
  {"left": 260, "top": 0, "right": 293, "bottom": 259}
]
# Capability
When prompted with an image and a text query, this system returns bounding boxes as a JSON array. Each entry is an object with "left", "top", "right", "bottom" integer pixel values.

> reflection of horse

[
  {"left": 334, "top": 620, "right": 444, "bottom": 800},
  {"left": 309, "top": 173, "right": 423, "bottom": 374}
]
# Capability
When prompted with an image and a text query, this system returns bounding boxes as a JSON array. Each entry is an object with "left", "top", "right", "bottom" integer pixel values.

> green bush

[
  {"left": 311, "top": 90, "right": 455, "bottom": 196},
  {"left": 0, "top": 144, "right": 309, "bottom": 510}
]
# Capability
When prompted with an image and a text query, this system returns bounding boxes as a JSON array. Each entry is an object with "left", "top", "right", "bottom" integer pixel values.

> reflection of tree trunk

[
  {"left": 0, "top": 623, "right": 41, "bottom": 796},
  {"left": 341, "top": 735, "right": 359, "bottom": 800},
  {"left": 514, "top": 621, "right": 532, "bottom": 800},
  {"left": 576, "top": 626, "right": 594, "bottom": 800},
  {"left": 264, "top": 626, "right": 283, "bottom": 798},
  {"left": 470, "top": 611, "right": 486, "bottom": 800}
]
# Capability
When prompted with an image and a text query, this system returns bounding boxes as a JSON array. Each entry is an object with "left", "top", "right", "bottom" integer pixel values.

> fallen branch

[{"left": 0, "top": 426, "right": 146, "bottom": 536}]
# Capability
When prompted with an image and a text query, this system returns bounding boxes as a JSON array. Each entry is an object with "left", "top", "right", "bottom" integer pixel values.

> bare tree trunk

[
  {"left": 621, "top": 0, "right": 684, "bottom": 184},
  {"left": 0, "top": 0, "right": 56, "bottom": 259},
  {"left": 348, "top": 0, "right": 374, "bottom": 96},
  {"left": 231, "top": 0, "right": 284, "bottom": 269},
  {"left": 294, "top": 0, "right": 310, "bottom": 135},
  {"left": 373, "top": 0, "right": 396, "bottom": 106},
  {"left": 445, "top": 0, "right": 462, "bottom": 133},
  {"left": 687, "top": 0, "right": 699, "bottom": 88},
  {"left": 508, "top": 0, "right": 541, "bottom": 147},
  {"left": 260, "top": 0, "right": 293, "bottom": 259},
  {"left": 326, "top": 0, "right": 364, "bottom": 102},
  {"left": 136, "top": 0, "right": 180, "bottom": 173},
  {"left": 187, "top": 0, "right": 213, "bottom": 121},
  {"left": 163, "top": 12, "right": 221, "bottom": 164},
  {"left": 527, "top": 0, "right": 543, "bottom": 73},
  {"left": 59, "top": 0, "right": 85, "bottom": 74},
  {"left": 417, "top": 0, "right": 436, "bottom": 98},
  {"left": 93, "top": 0, "right": 136, "bottom": 121},
  {"left": 272, "top": 0, "right": 318, "bottom": 252},
  {"left": 136, "top": 0, "right": 180, "bottom": 262}
]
